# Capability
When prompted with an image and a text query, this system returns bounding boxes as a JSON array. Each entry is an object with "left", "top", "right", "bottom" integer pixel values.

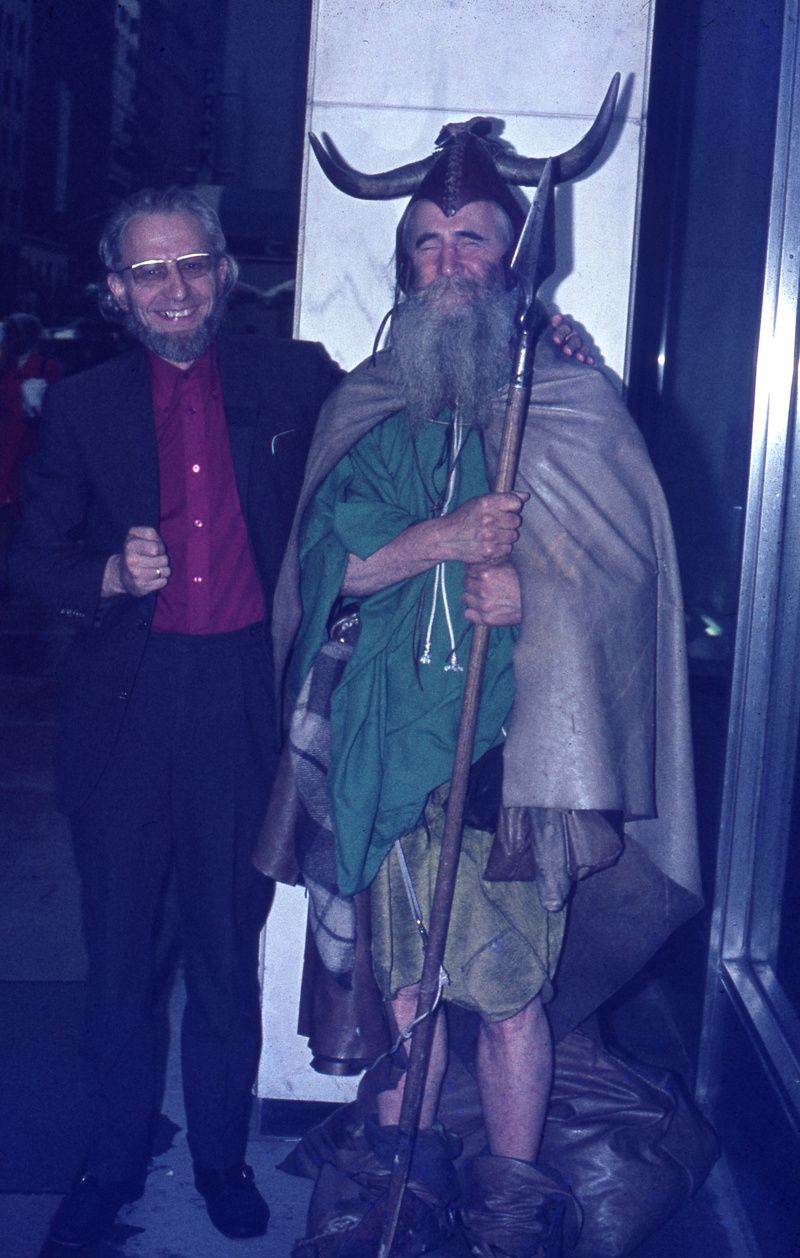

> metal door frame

[{"left": 697, "top": 0, "right": 800, "bottom": 1132}]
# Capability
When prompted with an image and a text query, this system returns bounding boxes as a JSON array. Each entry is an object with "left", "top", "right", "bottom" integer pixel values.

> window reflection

[{"left": 777, "top": 738, "right": 800, "bottom": 1010}]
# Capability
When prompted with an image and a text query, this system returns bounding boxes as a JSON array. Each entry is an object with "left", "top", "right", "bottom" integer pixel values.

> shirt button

[
  {"left": 193, "top": 518, "right": 204, "bottom": 528},
  {"left": 193, "top": 576, "right": 203, "bottom": 584},
  {"left": 192, "top": 463, "right": 201, "bottom": 474}
]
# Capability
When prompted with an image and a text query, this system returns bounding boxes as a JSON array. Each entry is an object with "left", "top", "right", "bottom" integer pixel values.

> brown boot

[
  {"left": 293, "top": 1120, "right": 462, "bottom": 1257},
  {"left": 458, "top": 1156, "right": 581, "bottom": 1257}
]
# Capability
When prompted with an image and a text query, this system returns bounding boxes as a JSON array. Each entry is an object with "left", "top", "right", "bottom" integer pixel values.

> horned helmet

[{"left": 309, "top": 76, "right": 619, "bottom": 292}]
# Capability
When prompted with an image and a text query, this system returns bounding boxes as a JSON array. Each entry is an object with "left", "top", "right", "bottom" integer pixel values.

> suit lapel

[
  {"left": 101, "top": 350, "right": 160, "bottom": 528},
  {"left": 217, "top": 338, "right": 258, "bottom": 518}
]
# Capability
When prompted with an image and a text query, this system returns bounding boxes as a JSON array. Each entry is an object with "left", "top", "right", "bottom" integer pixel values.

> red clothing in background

[{"left": 0, "top": 350, "right": 61, "bottom": 512}]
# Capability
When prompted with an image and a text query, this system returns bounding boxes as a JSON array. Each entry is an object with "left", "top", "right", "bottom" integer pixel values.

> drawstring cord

[
  {"left": 366, "top": 835, "right": 450, "bottom": 1072},
  {"left": 419, "top": 408, "right": 465, "bottom": 671}
]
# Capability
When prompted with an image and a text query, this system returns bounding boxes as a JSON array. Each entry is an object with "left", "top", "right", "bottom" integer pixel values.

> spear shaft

[{"left": 377, "top": 164, "right": 554, "bottom": 1258}]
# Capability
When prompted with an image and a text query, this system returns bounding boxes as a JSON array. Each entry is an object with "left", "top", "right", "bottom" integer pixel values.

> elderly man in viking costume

[{"left": 256, "top": 90, "right": 702, "bottom": 1258}]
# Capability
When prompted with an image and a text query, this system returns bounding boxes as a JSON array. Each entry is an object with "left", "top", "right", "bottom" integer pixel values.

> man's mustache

[{"left": 406, "top": 276, "right": 486, "bottom": 310}]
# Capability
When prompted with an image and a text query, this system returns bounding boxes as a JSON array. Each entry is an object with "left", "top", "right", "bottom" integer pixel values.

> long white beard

[{"left": 390, "top": 278, "right": 517, "bottom": 431}]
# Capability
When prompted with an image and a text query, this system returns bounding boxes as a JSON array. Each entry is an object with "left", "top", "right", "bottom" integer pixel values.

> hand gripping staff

[{"left": 378, "top": 77, "right": 619, "bottom": 1257}]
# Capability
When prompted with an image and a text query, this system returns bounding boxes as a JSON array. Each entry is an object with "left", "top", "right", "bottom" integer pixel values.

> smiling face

[
  {"left": 390, "top": 198, "right": 517, "bottom": 430},
  {"left": 405, "top": 199, "right": 512, "bottom": 296},
  {"left": 106, "top": 211, "right": 230, "bottom": 366}
]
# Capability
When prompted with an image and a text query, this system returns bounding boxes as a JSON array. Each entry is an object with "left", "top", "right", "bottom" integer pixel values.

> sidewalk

[
  {"left": 0, "top": 980, "right": 314, "bottom": 1256},
  {"left": 0, "top": 594, "right": 313, "bottom": 1254}
]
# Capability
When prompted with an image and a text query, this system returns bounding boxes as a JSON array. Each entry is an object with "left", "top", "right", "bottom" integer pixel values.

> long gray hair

[{"left": 98, "top": 186, "right": 239, "bottom": 321}]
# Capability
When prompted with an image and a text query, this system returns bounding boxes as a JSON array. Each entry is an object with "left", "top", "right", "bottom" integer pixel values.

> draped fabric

[
  {"left": 265, "top": 343, "right": 699, "bottom": 909},
  {"left": 291, "top": 412, "right": 515, "bottom": 894},
  {"left": 255, "top": 342, "right": 701, "bottom": 1065}
]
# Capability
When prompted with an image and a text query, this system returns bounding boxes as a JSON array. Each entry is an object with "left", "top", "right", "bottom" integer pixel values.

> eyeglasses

[{"left": 117, "top": 253, "right": 216, "bottom": 286}]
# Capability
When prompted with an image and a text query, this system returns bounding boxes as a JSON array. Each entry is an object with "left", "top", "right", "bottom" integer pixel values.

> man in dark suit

[{"left": 11, "top": 186, "right": 340, "bottom": 1247}]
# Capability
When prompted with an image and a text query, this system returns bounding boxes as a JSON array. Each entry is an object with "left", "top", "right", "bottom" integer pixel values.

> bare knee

[
  {"left": 479, "top": 994, "right": 546, "bottom": 1046},
  {"left": 388, "top": 983, "right": 422, "bottom": 1031}
]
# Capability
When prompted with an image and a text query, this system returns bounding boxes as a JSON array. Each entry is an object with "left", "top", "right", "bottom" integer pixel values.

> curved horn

[
  {"left": 496, "top": 73, "right": 620, "bottom": 185},
  {"left": 308, "top": 132, "right": 438, "bottom": 200}
]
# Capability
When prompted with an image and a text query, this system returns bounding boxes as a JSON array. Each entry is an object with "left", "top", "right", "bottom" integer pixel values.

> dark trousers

[{"left": 69, "top": 625, "right": 276, "bottom": 1181}]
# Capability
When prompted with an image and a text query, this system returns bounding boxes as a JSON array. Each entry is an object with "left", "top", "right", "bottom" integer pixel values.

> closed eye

[{"left": 413, "top": 230, "right": 487, "bottom": 251}]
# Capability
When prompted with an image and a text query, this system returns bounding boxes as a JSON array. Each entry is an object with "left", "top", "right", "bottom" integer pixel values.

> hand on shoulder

[{"left": 548, "top": 313, "right": 596, "bottom": 366}]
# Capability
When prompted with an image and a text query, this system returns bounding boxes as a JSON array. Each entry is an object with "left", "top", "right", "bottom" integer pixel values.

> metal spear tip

[{"left": 509, "top": 158, "right": 556, "bottom": 326}]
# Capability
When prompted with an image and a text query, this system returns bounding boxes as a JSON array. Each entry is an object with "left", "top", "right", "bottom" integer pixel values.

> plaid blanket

[{"left": 289, "top": 619, "right": 359, "bottom": 986}]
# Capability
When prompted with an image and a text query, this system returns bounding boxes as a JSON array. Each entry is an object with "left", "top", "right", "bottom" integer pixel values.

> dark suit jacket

[{"left": 12, "top": 334, "right": 341, "bottom": 813}]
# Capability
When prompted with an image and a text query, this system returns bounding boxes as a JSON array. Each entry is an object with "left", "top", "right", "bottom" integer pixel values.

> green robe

[{"left": 291, "top": 411, "right": 516, "bottom": 895}]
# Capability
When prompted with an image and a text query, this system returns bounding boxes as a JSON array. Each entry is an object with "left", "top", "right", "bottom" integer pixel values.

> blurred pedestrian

[{"left": 0, "top": 313, "right": 61, "bottom": 592}]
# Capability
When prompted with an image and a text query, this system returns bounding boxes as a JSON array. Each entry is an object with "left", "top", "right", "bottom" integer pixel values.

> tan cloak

[{"left": 256, "top": 342, "right": 701, "bottom": 1062}]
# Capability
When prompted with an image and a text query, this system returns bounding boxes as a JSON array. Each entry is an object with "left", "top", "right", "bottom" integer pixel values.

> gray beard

[
  {"left": 122, "top": 298, "right": 226, "bottom": 364},
  {"left": 389, "top": 278, "right": 517, "bottom": 431}
]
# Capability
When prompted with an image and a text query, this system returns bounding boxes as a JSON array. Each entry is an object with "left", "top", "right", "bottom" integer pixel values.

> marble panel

[
  {"left": 297, "top": 102, "right": 642, "bottom": 377},
  {"left": 311, "top": 0, "right": 650, "bottom": 119},
  {"left": 263, "top": 0, "right": 654, "bottom": 1106},
  {"left": 258, "top": 884, "right": 359, "bottom": 1103}
]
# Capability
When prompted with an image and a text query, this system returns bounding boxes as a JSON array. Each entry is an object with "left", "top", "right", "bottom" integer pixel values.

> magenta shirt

[{"left": 147, "top": 345, "right": 264, "bottom": 634}]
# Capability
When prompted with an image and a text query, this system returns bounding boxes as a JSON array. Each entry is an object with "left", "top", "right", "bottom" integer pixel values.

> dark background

[
  {"left": 0, "top": 0, "right": 313, "bottom": 340},
  {"left": 1, "top": 3, "right": 796, "bottom": 1253}
]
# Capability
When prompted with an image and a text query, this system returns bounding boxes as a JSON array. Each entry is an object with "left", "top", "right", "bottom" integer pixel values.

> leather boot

[
  {"left": 458, "top": 1155, "right": 581, "bottom": 1258},
  {"left": 293, "top": 1119, "right": 462, "bottom": 1257}
]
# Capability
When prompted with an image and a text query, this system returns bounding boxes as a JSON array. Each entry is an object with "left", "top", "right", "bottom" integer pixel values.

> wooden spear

[{"left": 377, "top": 160, "right": 557, "bottom": 1258}]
